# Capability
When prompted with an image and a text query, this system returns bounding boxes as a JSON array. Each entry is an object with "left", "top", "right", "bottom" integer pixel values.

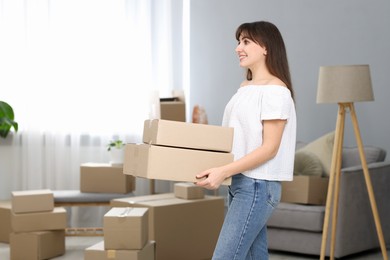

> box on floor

[
  {"left": 0, "top": 201, "right": 12, "bottom": 243},
  {"left": 174, "top": 182, "right": 205, "bottom": 200},
  {"left": 11, "top": 207, "right": 67, "bottom": 232},
  {"left": 10, "top": 230, "right": 65, "bottom": 260},
  {"left": 111, "top": 193, "right": 225, "bottom": 260},
  {"left": 281, "top": 175, "right": 329, "bottom": 205},
  {"left": 85, "top": 240, "right": 155, "bottom": 260},
  {"left": 80, "top": 163, "right": 135, "bottom": 193},
  {"left": 123, "top": 143, "right": 232, "bottom": 185},
  {"left": 160, "top": 97, "right": 186, "bottom": 122},
  {"left": 11, "top": 189, "right": 54, "bottom": 214},
  {"left": 104, "top": 207, "right": 149, "bottom": 250}
]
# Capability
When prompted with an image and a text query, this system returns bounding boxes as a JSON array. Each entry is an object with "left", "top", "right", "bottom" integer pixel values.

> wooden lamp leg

[
  {"left": 330, "top": 103, "right": 346, "bottom": 259},
  {"left": 349, "top": 103, "right": 388, "bottom": 260},
  {"left": 320, "top": 104, "right": 346, "bottom": 260}
]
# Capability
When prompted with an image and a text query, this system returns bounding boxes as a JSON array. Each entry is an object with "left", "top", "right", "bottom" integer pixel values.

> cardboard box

[
  {"left": 104, "top": 207, "right": 149, "bottom": 250},
  {"left": 281, "top": 175, "right": 329, "bottom": 205},
  {"left": 111, "top": 193, "right": 225, "bottom": 260},
  {"left": 160, "top": 98, "right": 186, "bottom": 122},
  {"left": 143, "top": 119, "right": 234, "bottom": 152},
  {"left": 11, "top": 189, "right": 54, "bottom": 214},
  {"left": 174, "top": 182, "right": 205, "bottom": 200},
  {"left": 80, "top": 163, "right": 135, "bottom": 194},
  {"left": 10, "top": 230, "right": 65, "bottom": 260},
  {"left": 11, "top": 207, "right": 67, "bottom": 232},
  {"left": 0, "top": 201, "right": 12, "bottom": 243},
  {"left": 84, "top": 240, "right": 155, "bottom": 260},
  {"left": 123, "top": 143, "right": 233, "bottom": 185}
]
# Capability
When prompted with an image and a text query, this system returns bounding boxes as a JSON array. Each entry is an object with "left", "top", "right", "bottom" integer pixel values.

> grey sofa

[{"left": 267, "top": 146, "right": 390, "bottom": 258}]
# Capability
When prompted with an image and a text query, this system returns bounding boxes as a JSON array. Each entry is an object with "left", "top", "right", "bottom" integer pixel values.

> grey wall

[{"left": 190, "top": 0, "right": 390, "bottom": 154}]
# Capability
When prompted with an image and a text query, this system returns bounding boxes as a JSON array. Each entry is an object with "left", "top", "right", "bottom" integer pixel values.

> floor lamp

[{"left": 317, "top": 64, "right": 388, "bottom": 260}]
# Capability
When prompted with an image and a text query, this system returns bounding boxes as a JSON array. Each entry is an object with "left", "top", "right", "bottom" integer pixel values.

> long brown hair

[{"left": 235, "top": 21, "right": 294, "bottom": 99}]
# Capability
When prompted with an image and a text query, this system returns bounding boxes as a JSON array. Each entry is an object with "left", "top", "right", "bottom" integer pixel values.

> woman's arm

[{"left": 195, "top": 119, "right": 286, "bottom": 189}]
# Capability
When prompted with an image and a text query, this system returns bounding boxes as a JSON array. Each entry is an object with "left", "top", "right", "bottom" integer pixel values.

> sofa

[{"left": 267, "top": 134, "right": 390, "bottom": 258}]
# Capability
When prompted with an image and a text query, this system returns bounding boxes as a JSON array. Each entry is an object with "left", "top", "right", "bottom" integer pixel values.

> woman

[{"left": 196, "top": 21, "right": 296, "bottom": 260}]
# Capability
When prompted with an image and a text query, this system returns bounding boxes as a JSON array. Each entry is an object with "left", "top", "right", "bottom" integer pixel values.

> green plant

[
  {"left": 0, "top": 101, "right": 18, "bottom": 139},
  {"left": 107, "top": 139, "right": 124, "bottom": 151}
]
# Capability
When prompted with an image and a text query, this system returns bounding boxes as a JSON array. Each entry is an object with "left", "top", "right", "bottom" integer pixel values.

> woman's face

[{"left": 235, "top": 34, "right": 267, "bottom": 69}]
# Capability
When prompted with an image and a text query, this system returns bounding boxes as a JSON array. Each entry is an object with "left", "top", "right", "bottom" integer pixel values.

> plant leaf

[
  {"left": 0, "top": 101, "right": 18, "bottom": 138},
  {"left": 0, "top": 101, "right": 15, "bottom": 120}
]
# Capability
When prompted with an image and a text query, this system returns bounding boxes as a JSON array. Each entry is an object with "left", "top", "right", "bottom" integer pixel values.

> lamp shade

[{"left": 317, "top": 64, "right": 374, "bottom": 103}]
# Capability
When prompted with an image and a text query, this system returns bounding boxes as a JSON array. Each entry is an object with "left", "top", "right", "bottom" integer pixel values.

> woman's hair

[{"left": 235, "top": 21, "right": 294, "bottom": 99}]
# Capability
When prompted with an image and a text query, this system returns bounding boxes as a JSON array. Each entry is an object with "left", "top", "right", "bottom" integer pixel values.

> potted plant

[
  {"left": 107, "top": 139, "right": 125, "bottom": 165},
  {"left": 0, "top": 101, "right": 18, "bottom": 139}
]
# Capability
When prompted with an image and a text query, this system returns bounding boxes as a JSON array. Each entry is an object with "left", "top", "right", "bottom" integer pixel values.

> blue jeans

[{"left": 212, "top": 174, "right": 281, "bottom": 260}]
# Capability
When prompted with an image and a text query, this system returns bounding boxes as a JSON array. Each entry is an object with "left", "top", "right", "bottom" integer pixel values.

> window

[{"left": 0, "top": 0, "right": 190, "bottom": 196}]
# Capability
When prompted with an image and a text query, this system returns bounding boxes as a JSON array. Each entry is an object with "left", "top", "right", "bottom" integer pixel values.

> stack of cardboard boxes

[
  {"left": 9, "top": 189, "right": 67, "bottom": 260},
  {"left": 84, "top": 207, "right": 155, "bottom": 260},
  {"left": 115, "top": 119, "right": 234, "bottom": 259},
  {"left": 111, "top": 182, "right": 224, "bottom": 260},
  {"left": 123, "top": 119, "right": 234, "bottom": 184},
  {"left": 63, "top": 151, "right": 135, "bottom": 236}
]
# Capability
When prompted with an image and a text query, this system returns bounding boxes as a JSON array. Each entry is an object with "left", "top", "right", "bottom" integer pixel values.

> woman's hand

[{"left": 195, "top": 167, "right": 227, "bottom": 190}]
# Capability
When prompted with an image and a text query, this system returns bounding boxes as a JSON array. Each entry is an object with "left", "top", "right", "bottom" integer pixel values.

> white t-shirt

[{"left": 222, "top": 85, "right": 296, "bottom": 181}]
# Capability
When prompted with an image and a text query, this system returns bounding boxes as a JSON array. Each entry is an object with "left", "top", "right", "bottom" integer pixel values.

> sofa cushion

[
  {"left": 342, "top": 146, "right": 386, "bottom": 168},
  {"left": 294, "top": 150, "right": 323, "bottom": 176},
  {"left": 295, "top": 141, "right": 307, "bottom": 150},
  {"left": 297, "top": 131, "right": 334, "bottom": 177},
  {"left": 267, "top": 202, "right": 325, "bottom": 232}
]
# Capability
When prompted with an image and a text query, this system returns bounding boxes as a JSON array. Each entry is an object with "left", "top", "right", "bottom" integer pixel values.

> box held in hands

[
  {"left": 143, "top": 119, "right": 233, "bottom": 152},
  {"left": 123, "top": 143, "right": 232, "bottom": 185}
]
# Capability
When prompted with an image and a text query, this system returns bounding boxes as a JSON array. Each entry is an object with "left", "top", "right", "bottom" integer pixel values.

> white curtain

[{"left": 0, "top": 0, "right": 190, "bottom": 200}]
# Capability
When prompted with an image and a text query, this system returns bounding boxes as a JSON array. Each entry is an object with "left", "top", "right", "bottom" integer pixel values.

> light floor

[{"left": 0, "top": 236, "right": 387, "bottom": 260}]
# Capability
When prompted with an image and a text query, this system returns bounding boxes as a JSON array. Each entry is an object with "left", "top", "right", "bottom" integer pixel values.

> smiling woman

[{"left": 0, "top": 0, "right": 189, "bottom": 199}]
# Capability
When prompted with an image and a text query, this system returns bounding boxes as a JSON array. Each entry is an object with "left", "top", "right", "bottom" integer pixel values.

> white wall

[{"left": 190, "top": 0, "right": 390, "bottom": 153}]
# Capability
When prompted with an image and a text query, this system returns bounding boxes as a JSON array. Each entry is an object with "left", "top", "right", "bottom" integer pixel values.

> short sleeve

[{"left": 260, "top": 88, "right": 292, "bottom": 121}]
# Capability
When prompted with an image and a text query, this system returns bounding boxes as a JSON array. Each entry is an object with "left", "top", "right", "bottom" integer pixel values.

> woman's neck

[
  {"left": 249, "top": 62, "right": 272, "bottom": 80},
  {"left": 250, "top": 71, "right": 275, "bottom": 85},
  {"left": 248, "top": 67, "right": 285, "bottom": 87}
]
